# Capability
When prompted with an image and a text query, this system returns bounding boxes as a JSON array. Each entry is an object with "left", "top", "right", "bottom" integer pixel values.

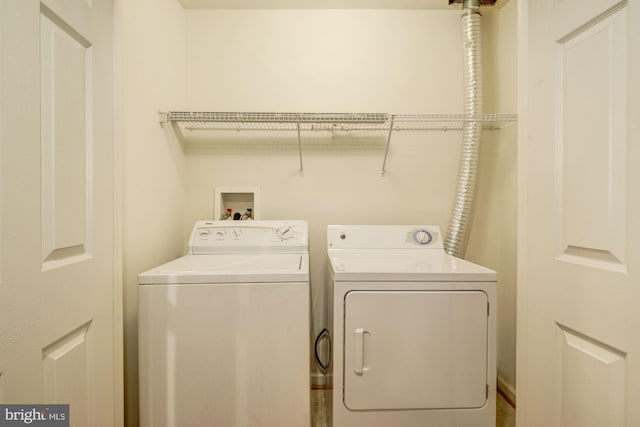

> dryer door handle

[{"left": 353, "top": 328, "right": 369, "bottom": 375}]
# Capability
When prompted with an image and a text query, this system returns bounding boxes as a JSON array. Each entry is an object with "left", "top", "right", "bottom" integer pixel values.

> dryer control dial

[{"left": 413, "top": 229, "right": 433, "bottom": 245}]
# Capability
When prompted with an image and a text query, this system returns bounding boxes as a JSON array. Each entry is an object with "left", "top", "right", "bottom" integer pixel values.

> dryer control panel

[
  {"left": 327, "top": 225, "right": 443, "bottom": 250},
  {"left": 189, "top": 220, "right": 308, "bottom": 254}
]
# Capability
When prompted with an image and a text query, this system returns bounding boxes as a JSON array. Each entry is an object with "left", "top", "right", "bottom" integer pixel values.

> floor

[
  {"left": 311, "top": 389, "right": 516, "bottom": 427},
  {"left": 496, "top": 392, "right": 516, "bottom": 427}
]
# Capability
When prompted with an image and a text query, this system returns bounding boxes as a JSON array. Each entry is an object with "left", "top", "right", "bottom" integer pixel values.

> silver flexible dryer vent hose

[{"left": 444, "top": 0, "right": 483, "bottom": 257}]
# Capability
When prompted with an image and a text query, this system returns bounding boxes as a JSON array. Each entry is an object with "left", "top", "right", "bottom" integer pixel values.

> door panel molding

[
  {"left": 40, "top": 5, "right": 94, "bottom": 271},
  {"left": 43, "top": 322, "right": 93, "bottom": 426},
  {"left": 556, "top": 1, "right": 628, "bottom": 44},
  {"left": 556, "top": 323, "right": 626, "bottom": 426},
  {"left": 554, "top": 4, "right": 628, "bottom": 273}
]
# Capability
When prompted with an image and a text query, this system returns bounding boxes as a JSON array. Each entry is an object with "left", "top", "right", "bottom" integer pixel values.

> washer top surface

[
  {"left": 139, "top": 220, "right": 309, "bottom": 284},
  {"left": 328, "top": 225, "right": 496, "bottom": 282},
  {"left": 138, "top": 253, "right": 309, "bottom": 284}
]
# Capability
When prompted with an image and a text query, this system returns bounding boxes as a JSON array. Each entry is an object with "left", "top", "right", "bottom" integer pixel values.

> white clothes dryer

[
  {"left": 138, "top": 220, "right": 310, "bottom": 427},
  {"left": 328, "top": 225, "right": 497, "bottom": 427}
]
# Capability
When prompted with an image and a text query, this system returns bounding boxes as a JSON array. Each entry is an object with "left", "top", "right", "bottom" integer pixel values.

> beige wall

[
  {"left": 119, "top": 0, "right": 186, "bottom": 425},
  {"left": 467, "top": 0, "right": 518, "bottom": 395},
  {"left": 185, "top": 10, "right": 464, "bottom": 112}
]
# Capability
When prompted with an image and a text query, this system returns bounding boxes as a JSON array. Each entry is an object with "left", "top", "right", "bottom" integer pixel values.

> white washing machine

[
  {"left": 328, "top": 225, "right": 497, "bottom": 427},
  {"left": 138, "top": 220, "right": 310, "bottom": 427}
]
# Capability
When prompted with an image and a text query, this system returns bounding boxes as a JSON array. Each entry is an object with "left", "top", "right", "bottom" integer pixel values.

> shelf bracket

[
  {"left": 158, "top": 111, "right": 169, "bottom": 124},
  {"left": 381, "top": 115, "right": 395, "bottom": 176},
  {"left": 296, "top": 121, "right": 304, "bottom": 176}
]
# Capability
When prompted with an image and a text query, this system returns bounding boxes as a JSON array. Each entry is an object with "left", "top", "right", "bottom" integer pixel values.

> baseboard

[
  {"left": 497, "top": 376, "right": 516, "bottom": 408},
  {"left": 311, "top": 372, "right": 333, "bottom": 389}
]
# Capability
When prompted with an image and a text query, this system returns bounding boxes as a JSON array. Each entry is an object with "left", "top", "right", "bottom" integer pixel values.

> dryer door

[{"left": 343, "top": 290, "right": 488, "bottom": 410}]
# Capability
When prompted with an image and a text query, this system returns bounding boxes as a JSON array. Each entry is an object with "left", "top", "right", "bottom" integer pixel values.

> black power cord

[{"left": 314, "top": 327, "right": 332, "bottom": 372}]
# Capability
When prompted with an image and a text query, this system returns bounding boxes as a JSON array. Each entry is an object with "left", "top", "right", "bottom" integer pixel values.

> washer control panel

[{"left": 189, "top": 220, "right": 308, "bottom": 254}]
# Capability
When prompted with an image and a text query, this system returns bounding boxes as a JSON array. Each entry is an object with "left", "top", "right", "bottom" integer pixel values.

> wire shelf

[
  {"left": 160, "top": 111, "right": 517, "bottom": 132},
  {"left": 158, "top": 111, "right": 517, "bottom": 175}
]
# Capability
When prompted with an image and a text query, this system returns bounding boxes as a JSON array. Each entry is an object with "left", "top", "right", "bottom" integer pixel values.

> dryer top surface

[
  {"left": 327, "top": 225, "right": 495, "bottom": 282},
  {"left": 328, "top": 250, "right": 496, "bottom": 282}
]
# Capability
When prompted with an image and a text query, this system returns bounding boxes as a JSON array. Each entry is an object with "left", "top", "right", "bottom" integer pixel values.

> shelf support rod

[
  {"left": 381, "top": 115, "right": 395, "bottom": 176},
  {"left": 297, "top": 121, "right": 304, "bottom": 175}
]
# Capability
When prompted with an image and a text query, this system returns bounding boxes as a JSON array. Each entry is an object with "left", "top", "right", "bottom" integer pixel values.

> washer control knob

[
  {"left": 277, "top": 226, "right": 294, "bottom": 240},
  {"left": 232, "top": 229, "right": 242, "bottom": 239},
  {"left": 214, "top": 230, "right": 226, "bottom": 238},
  {"left": 414, "top": 230, "right": 433, "bottom": 245},
  {"left": 199, "top": 229, "right": 211, "bottom": 238}
]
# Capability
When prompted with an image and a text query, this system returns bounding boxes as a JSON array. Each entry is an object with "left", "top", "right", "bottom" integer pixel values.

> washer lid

[
  {"left": 328, "top": 250, "right": 496, "bottom": 282},
  {"left": 138, "top": 253, "right": 309, "bottom": 284}
]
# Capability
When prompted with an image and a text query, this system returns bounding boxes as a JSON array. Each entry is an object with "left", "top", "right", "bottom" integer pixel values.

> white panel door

[
  {"left": 343, "top": 291, "right": 488, "bottom": 410},
  {"left": 0, "top": 0, "right": 120, "bottom": 425},
  {"left": 520, "top": 0, "right": 640, "bottom": 425}
]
